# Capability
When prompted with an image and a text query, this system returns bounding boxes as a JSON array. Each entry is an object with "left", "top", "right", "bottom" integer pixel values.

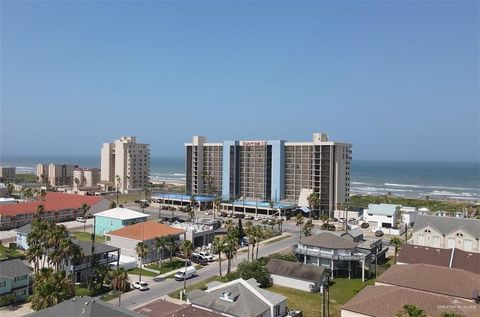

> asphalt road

[{"left": 114, "top": 234, "right": 297, "bottom": 309}]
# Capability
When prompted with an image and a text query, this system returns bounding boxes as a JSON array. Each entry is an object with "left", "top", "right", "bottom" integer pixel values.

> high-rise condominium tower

[
  {"left": 185, "top": 133, "right": 351, "bottom": 213},
  {"left": 101, "top": 136, "right": 150, "bottom": 193}
]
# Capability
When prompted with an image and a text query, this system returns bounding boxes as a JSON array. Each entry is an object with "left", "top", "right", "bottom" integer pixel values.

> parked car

[
  {"left": 174, "top": 266, "right": 197, "bottom": 281},
  {"left": 360, "top": 222, "right": 370, "bottom": 229},
  {"left": 247, "top": 215, "right": 255, "bottom": 220},
  {"left": 349, "top": 218, "right": 356, "bottom": 223},
  {"left": 76, "top": 217, "right": 86, "bottom": 223},
  {"left": 132, "top": 281, "right": 149, "bottom": 291},
  {"left": 375, "top": 230, "right": 384, "bottom": 237},
  {"left": 331, "top": 217, "right": 339, "bottom": 222},
  {"left": 198, "top": 252, "right": 214, "bottom": 262},
  {"left": 191, "top": 254, "right": 208, "bottom": 266},
  {"left": 175, "top": 251, "right": 185, "bottom": 258}
]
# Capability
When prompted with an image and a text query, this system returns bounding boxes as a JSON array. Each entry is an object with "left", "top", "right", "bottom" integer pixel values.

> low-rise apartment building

[
  {"left": 0, "top": 192, "right": 109, "bottom": 230},
  {"left": 411, "top": 215, "right": 480, "bottom": 253}
]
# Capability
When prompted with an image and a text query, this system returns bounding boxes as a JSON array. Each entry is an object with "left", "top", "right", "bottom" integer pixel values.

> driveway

[{"left": 0, "top": 302, "right": 33, "bottom": 317}]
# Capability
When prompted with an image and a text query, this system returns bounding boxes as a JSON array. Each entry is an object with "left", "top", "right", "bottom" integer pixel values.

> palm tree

[
  {"left": 135, "top": 242, "right": 149, "bottom": 282},
  {"left": 31, "top": 268, "right": 74, "bottom": 311},
  {"left": 180, "top": 240, "right": 194, "bottom": 295},
  {"left": 255, "top": 226, "right": 264, "bottom": 260},
  {"left": 249, "top": 228, "right": 257, "bottom": 262},
  {"left": 74, "top": 177, "right": 80, "bottom": 189},
  {"left": 396, "top": 304, "right": 427, "bottom": 317},
  {"left": 35, "top": 204, "right": 45, "bottom": 220},
  {"left": 303, "top": 219, "right": 314, "bottom": 237},
  {"left": 189, "top": 195, "right": 197, "bottom": 222},
  {"left": 6, "top": 183, "right": 14, "bottom": 197},
  {"left": 296, "top": 213, "right": 304, "bottom": 238},
  {"left": 212, "top": 237, "right": 224, "bottom": 277},
  {"left": 214, "top": 197, "right": 222, "bottom": 219},
  {"left": 95, "top": 265, "right": 110, "bottom": 290},
  {"left": 154, "top": 236, "right": 167, "bottom": 269},
  {"left": 307, "top": 192, "right": 320, "bottom": 218},
  {"left": 109, "top": 268, "right": 129, "bottom": 307},
  {"left": 166, "top": 235, "right": 176, "bottom": 265},
  {"left": 81, "top": 204, "right": 90, "bottom": 233},
  {"left": 109, "top": 201, "right": 117, "bottom": 209},
  {"left": 390, "top": 237, "right": 403, "bottom": 264},
  {"left": 40, "top": 189, "right": 47, "bottom": 201},
  {"left": 244, "top": 221, "right": 253, "bottom": 261},
  {"left": 225, "top": 219, "right": 234, "bottom": 231},
  {"left": 115, "top": 175, "right": 121, "bottom": 203},
  {"left": 223, "top": 233, "right": 237, "bottom": 275}
]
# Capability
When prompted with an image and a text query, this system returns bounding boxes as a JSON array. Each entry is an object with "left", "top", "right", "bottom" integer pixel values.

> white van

[{"left": 174, "top": 266, "right": 197, "bottom": 281}]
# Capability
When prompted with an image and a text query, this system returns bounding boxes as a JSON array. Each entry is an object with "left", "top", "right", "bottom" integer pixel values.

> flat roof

[
  {"left": 152, "top": 193, "right": 214, "bottom": 202},
  {"left": 229, "top": 200, "right": 296, "bottom": 209},
  {"left": 94, "top": 207, "right": 148, "bottom": 220}
]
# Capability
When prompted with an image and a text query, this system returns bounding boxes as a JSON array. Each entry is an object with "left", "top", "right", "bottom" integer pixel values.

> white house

[
  {"left": 363, "top": 204, "right": 400, "bottom": 229},
  {"left": 399, "top": 206, "right": 417, "bottom": 227},
  {"left": 266, "top": 259, "right": 328, "bottom": 293}
]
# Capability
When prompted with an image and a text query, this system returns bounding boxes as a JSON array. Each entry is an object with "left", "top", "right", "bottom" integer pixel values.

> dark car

[
  {"left": 375, "top": 230, "right": 384, "bottom": 237},
  {"left": 331, "top": 217, "right": 339, "bottom": 222},
  {"left": 191, "top": 254, "right": 208, "bottom": 266},
  {"left": 360, "top": 222, "right": 370, "bottom": 229}
]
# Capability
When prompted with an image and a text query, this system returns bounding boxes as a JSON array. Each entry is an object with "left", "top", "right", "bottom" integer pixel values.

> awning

[{"left": 294, "top": 207, "right": 311, "bottom": 214}]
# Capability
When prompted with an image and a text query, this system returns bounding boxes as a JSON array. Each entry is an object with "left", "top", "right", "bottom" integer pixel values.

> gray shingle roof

[
  {"left": 73, "top": 240, "right": 119, "bottom": 257},
  {"left": 267, "top": 259, "right": 325, "bottom": 282},
  {"left": 0, "top": 259, "right": 32, "bottom": 278},
  {"left": 15, "top": 223, "right": 32, "bottom": 235},
  {"left": 25, "top": 296, "right": 144, "bottom": 317},
  {"left": 299, "top": 232, "right": 357, "bottom": 249},
  {"left": 189, "top": 278, "right": 286, "bottom": 317},
  {"left": 413, "top": 215, "right": 480, "bottom": 238}
]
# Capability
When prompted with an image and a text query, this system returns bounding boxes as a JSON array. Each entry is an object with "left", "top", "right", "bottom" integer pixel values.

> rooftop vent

[{"left": 219, "top": 291, "right": 236, "bottom": 303}]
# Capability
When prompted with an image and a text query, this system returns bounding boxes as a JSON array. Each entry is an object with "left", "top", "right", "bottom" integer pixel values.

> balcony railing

[
  {"left": 292, "top": 245, "right": 365, "bottom": 261},
  {"left": 70, "top": 254, "right": 118, "bottom": 271}
]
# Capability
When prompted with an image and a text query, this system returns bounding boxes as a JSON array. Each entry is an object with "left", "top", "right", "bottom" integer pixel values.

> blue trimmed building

[{"left": 185, "top": 133, "right": 352, "bottom": 214}]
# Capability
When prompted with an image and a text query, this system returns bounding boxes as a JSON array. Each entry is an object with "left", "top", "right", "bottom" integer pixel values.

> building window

[
  {"left": 447, "top": 237, "right": 455, "bottom": 248},
  {"left": 275, "top": 305, "right": 280, "bottom": 317},
  {"left": 463, "top": 240, "right": 473, "bottom": 251},
  {"left": 418, "top": 234, "right": 425, "bottom": 245},
  {"left": 0, "top": 280, "right": 6, "bottom": 287},
  {"left": 14, "top": 275, "right": 27, "bottom": 282},
  {"left": 432, "top": 236, "right": 440, "bottom": 247}
]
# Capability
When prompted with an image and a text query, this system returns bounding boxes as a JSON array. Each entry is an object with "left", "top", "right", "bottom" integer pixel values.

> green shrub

[{"left": 0, "top": 293, "right": 16, "bottom": 307}]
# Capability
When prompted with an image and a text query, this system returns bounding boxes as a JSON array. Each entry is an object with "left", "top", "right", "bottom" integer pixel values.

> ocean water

[{"left": 1, "top": 155, "right": 478, "bottom": 201}]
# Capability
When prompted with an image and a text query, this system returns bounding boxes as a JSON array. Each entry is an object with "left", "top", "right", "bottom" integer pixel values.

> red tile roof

[
  {"left": 0, "top": 192, "right": 103, "bottom": 217},
  {"left": 106, "top": 221, "right": 185, "bottom": 241}
]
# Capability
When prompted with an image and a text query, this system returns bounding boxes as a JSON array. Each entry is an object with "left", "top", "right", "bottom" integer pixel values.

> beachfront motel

[{"left": 184, "top": 133, "right": 352, "bottom": 214}]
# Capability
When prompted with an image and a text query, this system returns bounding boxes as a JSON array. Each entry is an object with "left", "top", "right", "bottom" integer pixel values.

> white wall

[
  {"left": 271, "top": 274, "right": 316, "bottom": 293},
  {"left": 341, "top": 309, "right": 369, "bottom": 317}
]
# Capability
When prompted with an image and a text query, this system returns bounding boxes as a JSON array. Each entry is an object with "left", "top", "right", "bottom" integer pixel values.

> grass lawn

[
  {"left": 261, "top": 234, "right": 290, "bottom": 246},
  {"left": 127, "top": 268, "right": 158, "bottom": 277},
  {"left": 71, "top": 231, "right": 105, "bottom": 242},
  {"left": 267, "top": 278, "right": 374, "bottom": 317},
  {"left": 0, "top": 245, "right": 24, "bottom": 260},
  {"left": 350, "top": 195, "right": 475, "bottom": 213},
  {"left": 168, "top": 275, "right": 219, "bottom": 299},
  {"left": 75, "top": 285, "right": 111, "bottom": 297},
  {"left": 15, "top": 173, "right": 37, "bottom": 183},
  {"left": 100, "top": 292, "right": 120, "bottom": 301},
  {"left": 146, "top": 259, "right": 185, "bottom": 275}
]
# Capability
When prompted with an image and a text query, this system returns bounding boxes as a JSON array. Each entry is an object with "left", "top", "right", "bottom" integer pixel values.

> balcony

[{"left": 292, "top": 245, "right": 365, "bottom": 261}]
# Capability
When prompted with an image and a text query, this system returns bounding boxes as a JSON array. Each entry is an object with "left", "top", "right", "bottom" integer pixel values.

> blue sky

[{"left": 1, "top": 1, "right": 478, "bottom": 161}]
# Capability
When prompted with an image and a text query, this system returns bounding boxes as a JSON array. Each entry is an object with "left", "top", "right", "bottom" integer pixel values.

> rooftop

[
  {"left": 188, "top": 278, "right": 286, "bottom": 317},
  {"left": 342, "top": 285, "right": 479, "bottom": 317},
  {"left": 0, "top": 259, "right": 32, "bottom": 278},
  {"left": 24, "top": 296, "right": 144, "bottom": 317},
  {"left": 72, "top": 239, "right": 119, "bottom": 257},
  {"left": 106, "top": 221, "right": 185, "bottom": 241},
  {"left": 0, "top": 192, "right": 104, "bottom": 217},
  {"left": 398, "top": 244, "right": 480, "bottom": 274},
  {"left": 266, "top": 259, "right": 325, "bottom": 282},
  {"left": 367, "top": 203, "right": 401, "bottom": 216},
  {"left": 413, "top": 214, "right": 480, "bottom": 238},
  {"left": 377, "top": 263, "right": 480, "bottom": 300},
  {"left": 134, "top": 297, "right": 223, "bottom": 317},
  {"left": 151, "top": 193, "right": 214, "bottom": 202},
  {"left": 299, "top": 232, "right": 357, "bottom": 249},
  {"left": 94, "top": 207, "right": 148, "bottom": 220}
]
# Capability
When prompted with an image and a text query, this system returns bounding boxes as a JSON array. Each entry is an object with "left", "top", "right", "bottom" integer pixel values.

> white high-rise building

[{"left": 100, "top": 136, "right": 150, "bottom": 193}]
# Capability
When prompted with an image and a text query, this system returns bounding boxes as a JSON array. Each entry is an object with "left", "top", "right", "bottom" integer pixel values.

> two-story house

[
  {"left": 363, "top": 203, "right": 401, "bottom": 229},
  {"left": 293, "top": 231, "right": 385, "bottom": 282},
  {"left": 412, "top": 215, "right": 480, "bottom": 253},
  {"left": 0, "top": 259, "right": 32, "bottom": 304},
  {"left": 94, "top": 207, "right": 148, "bottom": 236}
]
